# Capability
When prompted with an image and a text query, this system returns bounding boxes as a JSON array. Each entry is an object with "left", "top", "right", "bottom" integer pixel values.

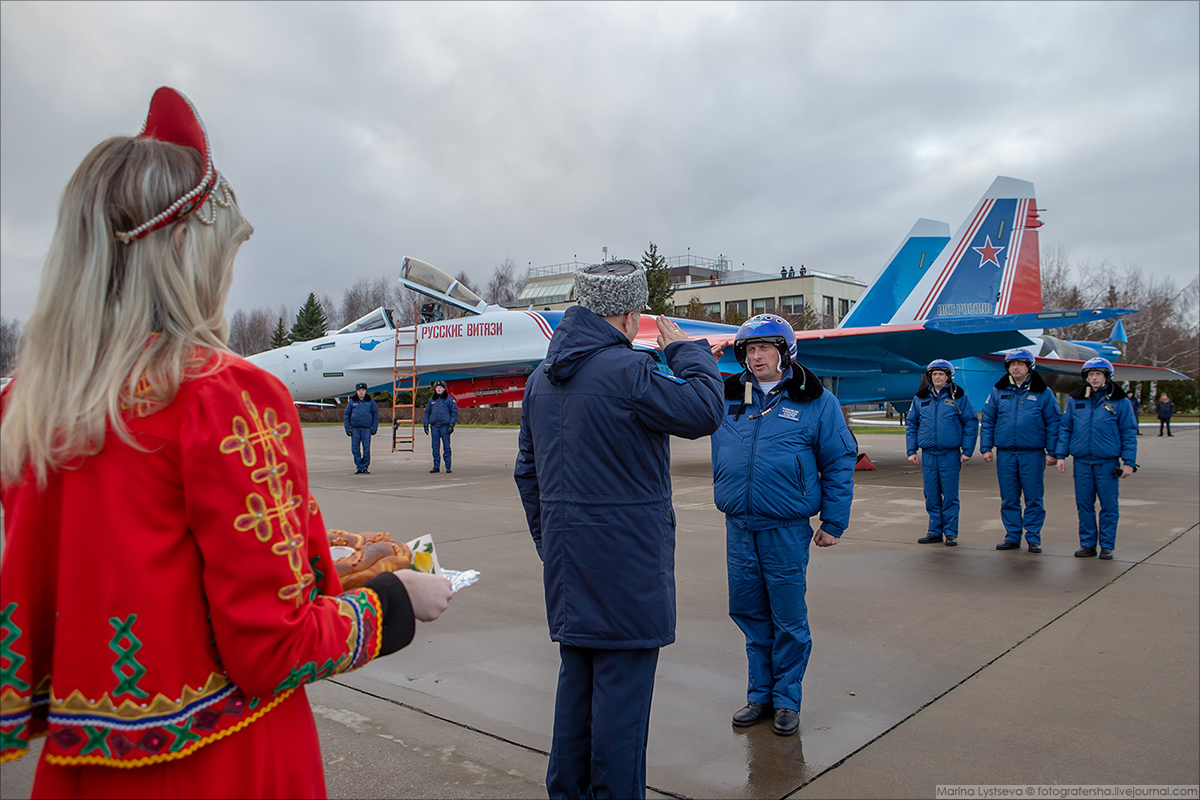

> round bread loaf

[{"left": 328, "top": 532, "right": 413, "bottom": 590}]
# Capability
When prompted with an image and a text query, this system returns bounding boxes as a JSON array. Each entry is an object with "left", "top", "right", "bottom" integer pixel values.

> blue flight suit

[
  {"left": 905, "top": 382, "right": 978, "bottom": 541},
  {"left": 424, "top": 391, "right": 459, "bottom": 470},
  {"left": 343, "top": 394, "right": 379, "bottom": 471},
  {"left": 979, "top": 371, "right": 1060, "bottom": 546},
  {"left": 711, "top": 364, "right": 856, "bottom": 713},
  {"left": 1056, "top": 382, "right": 1138, "bottom": 550}
]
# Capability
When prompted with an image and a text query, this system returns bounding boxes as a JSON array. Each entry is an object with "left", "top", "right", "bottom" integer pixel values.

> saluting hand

[{"left": 656, "top": 316, "right": 691, "bottom": 349}]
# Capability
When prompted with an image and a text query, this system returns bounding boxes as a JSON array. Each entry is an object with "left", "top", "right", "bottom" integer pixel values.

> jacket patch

[{"left": 778, "top": 406, "right": 800, "bottom": 422}]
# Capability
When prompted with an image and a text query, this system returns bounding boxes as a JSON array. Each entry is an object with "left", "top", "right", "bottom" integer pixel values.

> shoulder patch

[{"left": 653, "top": 371, "right": 688, "bottom": 385}]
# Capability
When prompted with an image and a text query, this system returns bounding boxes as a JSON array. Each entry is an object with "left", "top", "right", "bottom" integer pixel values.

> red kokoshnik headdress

[{"left": 114, "top": 87, "right": 232, "bottom": 244}]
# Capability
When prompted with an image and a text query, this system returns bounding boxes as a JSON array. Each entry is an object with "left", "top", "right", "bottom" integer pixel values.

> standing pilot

[
  {"left": 710, "top": 314, "right": 857, "bottom": 737},
  {"left": 1056, "top": 358, "right": 1138, "bottom": 560},
  {"left": 979, "top": 349, "right": 1060, "bottom": 553},
  {"left": 423, "top": 380, "right": 459, "bottom": 473},
  {"left": 906, "top": 359, "right": 978, "bottom": 547},
  {"left": 344, "top": 382, "right": 380, "bottom": 474}
]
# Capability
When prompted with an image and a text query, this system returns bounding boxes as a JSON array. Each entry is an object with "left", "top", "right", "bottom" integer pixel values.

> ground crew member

[
  {"left": 980, "top": 349, "right": 1060, "bottom": 553},
  {"left": 906, "top": 359, "right": 978, "bottom": 546},
  {"left": 710, "top": 314, "right": 856, "bottom": 737},
  {"left": 423, "top": 380, "right": 458, "bottom": 473},
  {"left": 1056, "top": 358, "right": 1138, "bottom": 560},
  {"left": 344, "top": 382, "right": 379, "bottom": 474},
  {"left": 514, "top": 260, "right": 724, "bottom": 799},
  {"left": 1156, "top": 393, "right": 1175, "bottom": 437}
]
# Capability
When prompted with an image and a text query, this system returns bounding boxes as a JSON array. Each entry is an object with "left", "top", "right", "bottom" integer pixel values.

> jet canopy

[
  {"left": 400, "top": 256, "right": 491, "bottom": 316},
  {"left": 335, "top": 307, "right": 396, "bottom": 335}
]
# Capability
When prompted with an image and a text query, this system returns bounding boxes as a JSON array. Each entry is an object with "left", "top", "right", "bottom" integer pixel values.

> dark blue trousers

[
  {"left": 997, "top": 449, "right": 1047, "bottom": 546},
  {"left": 546, "top": 645, "right": 659, "bottom": 800},
  {"left": 350, "top": 427, "right": 372, "bottom": 470},
  {"left": 1073, "top": 459, "right": 1121, "bottom": 550},
  {"left": 726, "top": 519, "right": 813, "bottom": 712},
  {"left": 921, "top": 449, "right": 962, "bottom": 539},
  {"left": 430, "top": 424, "right": 452, "bottom": 469}
]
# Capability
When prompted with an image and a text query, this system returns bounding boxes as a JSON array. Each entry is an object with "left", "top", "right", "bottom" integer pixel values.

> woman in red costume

[{"left": 0, "top": 87, "right": 453, "bottom": 798}]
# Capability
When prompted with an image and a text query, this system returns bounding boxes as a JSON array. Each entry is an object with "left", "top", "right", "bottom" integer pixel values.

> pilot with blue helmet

[
  {"left": 1054, "top": 357, "right": 1138, "bottom": 560},
  {"left": 979, "top": 349, "right": 1060, "bottom": 553},
  {"left": 710, "top": 314, "right": 857, "bottom": 737},
  {"left": 905, "top": 359, "right": 979, "bottom": 546}
]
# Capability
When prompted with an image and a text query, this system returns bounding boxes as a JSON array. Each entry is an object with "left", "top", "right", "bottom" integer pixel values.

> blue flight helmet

[
  {"left": 1004, "top": 348, "right": 1036, "bottom": 369},
  {"left": 733, "top": 314, "right": 798, "bottom": 372},
  {"left": 1081, "top": 357, "right": 1113, "bottom": 380},
  {"left": 925, "top": 358, "right": 955, "bottom": 381}
]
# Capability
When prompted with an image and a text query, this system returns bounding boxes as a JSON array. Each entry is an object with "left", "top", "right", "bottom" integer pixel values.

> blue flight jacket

[
  {"left": 513, "top": 305, "right": 724, "bottom": 649},
  {"left": 1055, "top": 381, "right": 1138, "bottom": 467},
  {"left": 979, "top": 371, "right": 1060, "bottom": 454},
  {"left": 710, "top": 364, "right": 857, "bottom": 536},
  {"left": 424, "top": 393, "right": 459, "bottom": 427},
  {"left": 344, "top": 395, "right": 379, "bottom": 433},
  {"left": 905, "top": 382, "right": 978, "bottom": 456}
]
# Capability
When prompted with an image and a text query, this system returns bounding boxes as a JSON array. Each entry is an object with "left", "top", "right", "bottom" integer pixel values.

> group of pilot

[{"left": 906, "top": 351, "right": 1139, "bottom": 560}]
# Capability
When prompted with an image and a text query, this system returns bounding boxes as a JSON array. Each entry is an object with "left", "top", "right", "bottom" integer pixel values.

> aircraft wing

[{"left": 976, "top": 353, "right": 1192, "bottom": 382}]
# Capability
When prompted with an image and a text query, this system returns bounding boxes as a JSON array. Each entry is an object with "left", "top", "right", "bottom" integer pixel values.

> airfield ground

[{"left": 3, "top": 427, "right": 1196, "bottom": 799}]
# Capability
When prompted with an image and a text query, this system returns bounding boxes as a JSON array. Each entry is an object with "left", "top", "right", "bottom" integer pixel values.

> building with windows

[{"left": 513, "top": 253, "right": 867, "bottom": 328}]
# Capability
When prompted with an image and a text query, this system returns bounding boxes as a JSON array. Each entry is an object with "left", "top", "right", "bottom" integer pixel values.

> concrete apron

[{"left": 2, "top": 427, "right": 1194, "bottom": 799}]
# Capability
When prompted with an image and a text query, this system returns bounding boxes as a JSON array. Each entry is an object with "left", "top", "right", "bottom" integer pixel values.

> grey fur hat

[{"left": 574, "top": 260, "right": 649, "bottom": 317}]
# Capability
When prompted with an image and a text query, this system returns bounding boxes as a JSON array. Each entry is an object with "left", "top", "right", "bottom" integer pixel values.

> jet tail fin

[
  {"left": 889, "top": 176, "right": 1043, "bottom": 325},
  {"left": 837, "top": 218, "right": 950, "bottom": 329}
]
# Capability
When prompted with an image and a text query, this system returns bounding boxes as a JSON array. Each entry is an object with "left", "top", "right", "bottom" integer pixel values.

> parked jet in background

[{"left": 247, "top": 176, "right": 1183, "bottom": 410}]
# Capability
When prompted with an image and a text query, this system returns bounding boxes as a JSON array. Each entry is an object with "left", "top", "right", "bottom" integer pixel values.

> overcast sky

[{"left": 2, "top": 1, "right": 1197, "bottom": 324}]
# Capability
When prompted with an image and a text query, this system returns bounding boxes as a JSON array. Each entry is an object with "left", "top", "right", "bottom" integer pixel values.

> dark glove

[
  {"left": 423, "top": 427, "right": 429, "bottom": 435},
  {"left": 346, "top": 430, "right": 351, "bottom": 437},
  {"left": 449, "top": 426, "right": 455, "bottom": 435},
  {"left": 371, "top": 430, "right": 377, "bottom": 436}
]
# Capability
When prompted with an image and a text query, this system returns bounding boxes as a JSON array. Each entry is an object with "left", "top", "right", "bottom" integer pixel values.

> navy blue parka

[{"left": 514, "top": 306, "right": 724, "bottom": 649}]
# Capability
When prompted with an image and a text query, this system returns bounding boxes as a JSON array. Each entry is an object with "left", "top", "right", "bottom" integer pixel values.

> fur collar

[
  {"left": 992, "top": 370, "right": 1050, "bottom": 392},
  {"left": 723, "top": 362, "right": 825, "bottom": 403},
  {"left": 915, "top": 381, "right": 965, "bottom": 400},
  {"left": 1070, "top": 381, "right": 1127, "bottom": 401}
]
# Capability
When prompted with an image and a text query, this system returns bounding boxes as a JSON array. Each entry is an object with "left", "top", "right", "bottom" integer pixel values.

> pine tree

[
  {"left": 290, "top": 293, "right": 329, "bottom": 342},
  {"left": 270, "top": 316, "right": 291, "bottom": 348},
  {"left": 642, "top": 242, "right": 675, "bottom": 315}
]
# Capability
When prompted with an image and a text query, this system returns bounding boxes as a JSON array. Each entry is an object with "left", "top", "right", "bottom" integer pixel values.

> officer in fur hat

[{"left": 514, "top": 259, "right": 724, "bottom": 799}]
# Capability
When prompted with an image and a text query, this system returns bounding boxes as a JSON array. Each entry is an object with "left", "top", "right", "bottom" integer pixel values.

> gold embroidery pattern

[{"left": 220, "top": 392, "right": 308, "bottom": 605}]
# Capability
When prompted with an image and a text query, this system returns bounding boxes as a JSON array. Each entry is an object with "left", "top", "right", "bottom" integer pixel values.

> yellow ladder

[{"left": 392, "top": 315, "right": 418, "bottom": 452}]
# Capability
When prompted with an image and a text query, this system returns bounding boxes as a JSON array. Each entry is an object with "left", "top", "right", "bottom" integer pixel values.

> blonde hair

[{"left": 1, "top": 136, "right": 253, "bottom": 486}]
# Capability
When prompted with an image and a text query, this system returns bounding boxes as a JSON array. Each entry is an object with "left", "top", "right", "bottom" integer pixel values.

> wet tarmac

[{"left": 3, "top": 426, "right": 1196, "bottom": 799}]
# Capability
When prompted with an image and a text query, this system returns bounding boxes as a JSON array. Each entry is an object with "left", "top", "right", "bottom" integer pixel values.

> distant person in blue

[
  {"left": 1127, "top": 387, "right": 1142, "bottom": 435},
  {"left": 514, "top": 260, "right": 723, "bottom": 800},
  {"left": 344, "top": 382, "right": 380, "bottom": 475},
  {"left": 1056, "top": 358, "right": 1138, "bottom": 560},
  {"left": 906, "top": 359, "right": 979, "bottom": 546},
  {"left": 979, "top": 349, "right": 1060, "bottom": 554},
  {"left": 709, "top": 314, "right": 856, "bottom": 737},
  {"left": 423, "top": 379, "right": 458, "bottom": 473},
  {"left": 1156, "top": 393, "right": 1175, "bottom": 437}
]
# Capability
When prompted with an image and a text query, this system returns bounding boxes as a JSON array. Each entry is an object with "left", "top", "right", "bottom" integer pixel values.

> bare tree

[
  {"left": 1, "top": 316, "right": 20, "bottom": 376},
  {"left": 227, "top": 307, "right": 278, "bottom": 356},
  {"left": 341, "top": 276, "right": 394, "bottom": 326},
  {"left": 319, "top": 293, "right": 341, "bottom": 332},
  {"left": 484, "top": 257, "right": 527, "bottom": 307}
]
